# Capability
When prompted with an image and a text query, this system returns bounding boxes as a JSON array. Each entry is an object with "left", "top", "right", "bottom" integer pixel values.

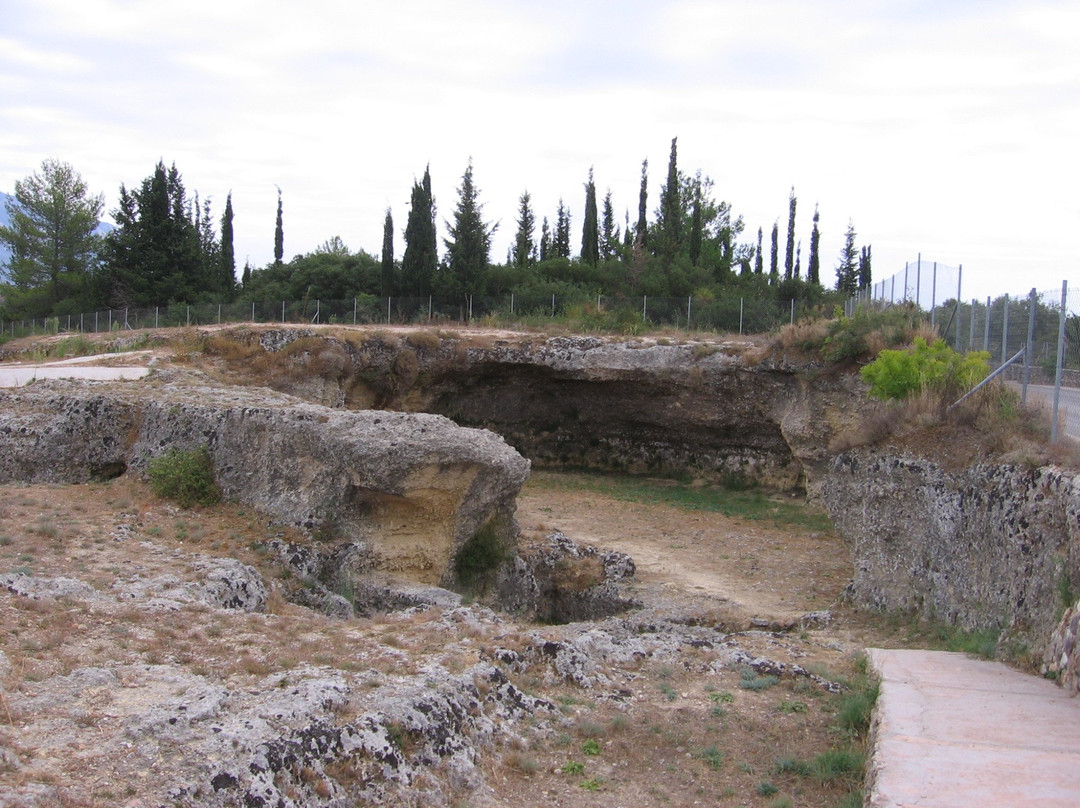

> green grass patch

[{"left": 528, "top": 470, "right": 834, "bottom": 532}]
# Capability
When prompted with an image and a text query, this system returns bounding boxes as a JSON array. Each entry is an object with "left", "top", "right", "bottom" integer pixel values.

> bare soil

[{"left": 0, "top": 469, "right": 898, "bottom": 808}]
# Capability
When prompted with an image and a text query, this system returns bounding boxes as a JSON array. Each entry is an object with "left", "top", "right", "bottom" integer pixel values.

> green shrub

[
  {"left": 147, "top": 446, "right": 221, "bottom": 507},
  {"left": 819, "top": 304, "right": 925, "bottom": 362},
  {"left": 860, "top": 337, "right": 990, "bottom": 400},
  {"left": 453, "top": 522, "right": 509, "bottom": 590}
]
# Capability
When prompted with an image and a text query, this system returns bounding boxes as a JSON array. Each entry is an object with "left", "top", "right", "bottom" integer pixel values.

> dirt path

[{"left": 517, "top": 472, "right": 851, "bottom": 626}]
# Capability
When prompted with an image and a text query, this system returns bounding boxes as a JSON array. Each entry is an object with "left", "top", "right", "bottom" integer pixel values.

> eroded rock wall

[
  {"left": 237, "top": 330, "right": 866, "bottom": 493},
  {"left": 0, "top": 372, "right": 530, "bottom": 586},
  {"left": 823, "top": 450, "right": 1080, "bottom": 659}
]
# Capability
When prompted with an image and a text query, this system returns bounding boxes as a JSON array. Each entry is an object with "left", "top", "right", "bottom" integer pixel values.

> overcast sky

[{"left": 1, "top": 0, "right": 1077, "bottom": 303}]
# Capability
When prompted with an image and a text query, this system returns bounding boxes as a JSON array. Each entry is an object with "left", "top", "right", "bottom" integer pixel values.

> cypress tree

[
  {"left": 273, "top": 187, "right": 283, "bottom": 265},
  {"left": 553, "top": 199, "right": 571, "bottom": 259},
  {"left": 769, "top": 221, "right": 779, "bottom": 282},
  {"left": 858, "top": 244, "right": 872, "bottom": 290},
  {"left": 102, "top": 160, "right": 202, "bottom": 307},
  {"left": 381, "top": 207, "right": 395, "bottom": 296},
  {"left": 835, "top": 220, "right": 859, "bottom": 296},
  {"left": 402, "top": 165, "right": 437, "bottom": 296},
  {"left": 754, "top": 227, "right": 764, "bottom": 274},
  {"left": 220, "top": 191, "right": 235, "bottom": 297},
  {"left": 513, "top": 190, "right": 536, "bottom": 268},
  {"left": 807, "top": 205, "right": 821, "bottom": 285},
  {"left": 444, "top": 159, "right": 495, "bottom": 297},
  {"left": 689, "top": 177, "right": 703, "bottom": 267},
  {"left": 600, "top": 190, "right": 619, "bottom": 260},
  {"left": 539, "top": 217, "right": 550, "bottom": 262},
  {"left": 784, "top": 186, "right": 797, "bottom": 279},
  {"left": 581, "top": 168, "right": 599, "bottom": 266},
  {"left": 658, "top": 137, "right": 682, "bottom": 261},
  {"left": 635, "top": 159, "right": 648, "bottom": 249}
]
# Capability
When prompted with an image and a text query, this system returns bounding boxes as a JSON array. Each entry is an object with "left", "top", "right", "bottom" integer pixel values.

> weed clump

[{"left": 147, "top": 446, "right": 221, "bottom": 508}]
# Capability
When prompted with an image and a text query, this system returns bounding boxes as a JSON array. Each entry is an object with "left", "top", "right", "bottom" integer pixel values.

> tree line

[{"left": 1, "top": 143, "right": 875, "bottom": 320}]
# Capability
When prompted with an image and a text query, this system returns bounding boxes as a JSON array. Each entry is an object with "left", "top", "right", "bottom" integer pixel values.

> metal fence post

[
  {"left": 739, "top": 298, "right": 744, "bottom": 335},
  {"left": 1022, "top": 287, "right": 1036, "bottom": 404},
  {"left": 1001, "top": 295, "right": 1009, "bottom": 365},
  {"left": 955, "top": 264, "right": 963, "bottom": 350},
  {"left": 686, "top": 296, "right": 692, "bottom": 330},
  {"left": 983, "top": 296, "right": 991, "bottom": 352},
  {"left": 643, "top": 296, "right": 647, "bottom": 321},
  {"left": 1052, "top": 281, "right": 1067, "bottom": 444},
  {"left": 930, "top": 262, "right": 937, "bottom": 327},
  {"left": 968, "top": 298, "right": 976, "bottom": 353}
]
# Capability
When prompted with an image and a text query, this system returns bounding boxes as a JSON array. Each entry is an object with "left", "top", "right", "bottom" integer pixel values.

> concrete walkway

[
  {"left": 0, "top": 351, "right": 153, "bottom": 387},
  {"left": 867, "top": 648, "right": 1080, "bottom": 807}
]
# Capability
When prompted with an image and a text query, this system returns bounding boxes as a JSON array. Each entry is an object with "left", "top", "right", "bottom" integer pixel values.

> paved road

[
  {"left": 1020, "top": 383, "right": 1080, "bottom": 441},
  {"left": 867, "top": 649, "right": 1080, "bottom": 807}
]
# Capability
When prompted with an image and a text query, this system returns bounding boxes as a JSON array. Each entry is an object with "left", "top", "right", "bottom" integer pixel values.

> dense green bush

[
  {"left": 860, "top": 337, "right": 990, "bottom": 400},
  {"left": 147, "top": 446, "right": 221, "bottom": 507}
]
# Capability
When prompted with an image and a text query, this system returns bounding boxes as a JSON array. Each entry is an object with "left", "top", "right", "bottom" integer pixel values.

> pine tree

[
  {"left": 858, "top": 244, "right": 872, "bottom": 290},
  {"left": 443, "top": 159, "right": 495, "bottom": 297},
  {"left": 381, "top": 207, "right": 395, "bottom": 295},
  {"left": 769, "top": 221, "right": 779, "bottom": 281},
  {"left": 795, "top": 240, "right": 802, "bottom": 278},
  {"left": 635, "top": 159, "right": 648, "bottom": 249},
  {"left": 807, "top": 205, "right": 821, "bottom": 285},
  {"left": 273, "top": 187, "right": 284, "bottom": 265},
  {"left": 600, "top": 190, "right": 619, "bottom": 260},
  {"left": 512, "top": 190, "right": 536, "bottom": 268},
  {"left": 784, "top": 187, "right": 797, "bottom": 279},
  {"left": 0, "top": 158, "right": 104, "bottom": 315},
  {"left": 241, "top": 261, "right": 251, "bottom": 288},
  {"left": 754, "top": 227, "right": 764, "bottom": 274},
  {"left": 539, "top": 217, "right": 550, "bottom": 262},
  {"left": 553, "top": 199, "right": 571, "bottom": 259},
  {"left": 657, "top": 137, "right": 682, "bottom": 261},
  {"left": 402, "top": 165, "right": 437, "bottom": 296},
  {"left": 219, "top": 191, "right": 235, "bottom": 298},
  {"left": 580, "top": 168, "right": 599, "bottom": 266},
  {"left": 835, "top": 220, "right": 859, "bottom": 296}
]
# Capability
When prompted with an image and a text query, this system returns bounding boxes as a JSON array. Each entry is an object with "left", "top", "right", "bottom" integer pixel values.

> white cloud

[{"left": 0, "top": 0, "right": 1076, "bottom": 302}]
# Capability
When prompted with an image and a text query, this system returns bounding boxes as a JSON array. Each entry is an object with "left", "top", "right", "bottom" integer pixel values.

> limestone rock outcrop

[
  {"left": 823, "top": 450, "right": 1080, "bottom": 659},
  {"left": 0, "top": 371, "right": 530, "bottom": 586},
  {"left": 220, "top": 328, "right": 867, "bottom": 493}
]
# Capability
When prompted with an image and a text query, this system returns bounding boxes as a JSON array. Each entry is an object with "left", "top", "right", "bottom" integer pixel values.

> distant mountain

[
  {"left": 0, "top": 191, "right": 113, "bottom": 279},
  {"left": 0, "top": 192, "right": 13, "bottom": 273}
]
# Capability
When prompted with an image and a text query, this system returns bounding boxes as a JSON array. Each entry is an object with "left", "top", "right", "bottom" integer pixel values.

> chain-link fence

[{"left": 0, "top": 292, "right": 829, "bottom": 341}]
